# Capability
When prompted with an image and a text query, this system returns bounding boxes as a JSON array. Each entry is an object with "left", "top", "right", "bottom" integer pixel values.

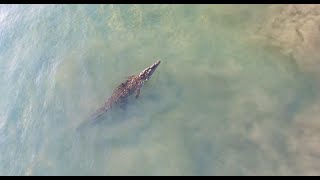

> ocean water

[{"left": 0, "top": 4, "right": 319, "bottom": 175}]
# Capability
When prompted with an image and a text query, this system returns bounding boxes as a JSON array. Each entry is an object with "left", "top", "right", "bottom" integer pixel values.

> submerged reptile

[{"left": 88, "top": 60, "right": 161, "bottom": 123}]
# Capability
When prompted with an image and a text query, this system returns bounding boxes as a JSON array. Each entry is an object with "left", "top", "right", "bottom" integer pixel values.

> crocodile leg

[
  {"left": 135, "top": 82, "right": 143, "bottom": 99},
  {"left": 135, "top": 88, "right": 140, "bottom": 99},
  {"left": 119, "top": 97, "right": 128, "bottom": 110}
]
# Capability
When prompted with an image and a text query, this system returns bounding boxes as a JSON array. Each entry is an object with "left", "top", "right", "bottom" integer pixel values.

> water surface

[{"left": 0, "top": 5, "right": 319, "bottom": 175}]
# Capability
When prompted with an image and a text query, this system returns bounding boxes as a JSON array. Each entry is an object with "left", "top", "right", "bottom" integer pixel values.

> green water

[{"left": 0, "top": 4, "right": 319, "bottom": 175}]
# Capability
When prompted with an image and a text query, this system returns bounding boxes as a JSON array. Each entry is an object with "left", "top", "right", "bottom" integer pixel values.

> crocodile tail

[
  {"left": 76, "top": 107, "right": 109, "bottom": 132},
  {"left": 90, "top": 106, "right": 108, "bottom": 121}
]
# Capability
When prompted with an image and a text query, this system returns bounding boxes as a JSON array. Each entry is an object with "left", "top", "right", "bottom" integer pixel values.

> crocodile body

[{"left": 89, "top": 60, "right": 161, "bottom": 122}]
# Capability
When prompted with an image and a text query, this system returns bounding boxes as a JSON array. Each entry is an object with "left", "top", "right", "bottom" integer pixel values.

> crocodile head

[{"left": 139, "top": 60, "right": 161, "bottom": 81}]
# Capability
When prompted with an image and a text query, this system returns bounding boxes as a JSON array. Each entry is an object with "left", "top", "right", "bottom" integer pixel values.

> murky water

[{"left": 0, "top": 4, "right": 319, "bottom": 175}]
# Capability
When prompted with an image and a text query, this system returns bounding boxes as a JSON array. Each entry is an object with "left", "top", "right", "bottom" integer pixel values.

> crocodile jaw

[{"left": 139, "top": 60, "right": 161, "bottom": 81}]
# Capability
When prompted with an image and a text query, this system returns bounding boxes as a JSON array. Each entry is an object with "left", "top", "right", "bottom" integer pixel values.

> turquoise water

[{"left": 0, "top": 4, "right": 319, "bottom": 175}]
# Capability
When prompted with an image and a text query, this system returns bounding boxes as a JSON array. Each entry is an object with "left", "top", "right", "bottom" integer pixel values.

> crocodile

[{"left": 88, "top": 60, "right": 161, "bottom": 123}]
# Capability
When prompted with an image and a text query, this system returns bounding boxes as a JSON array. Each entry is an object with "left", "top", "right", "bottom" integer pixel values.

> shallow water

[{"left": 0, "top": 4, "right": 319, "bottom": 175}]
